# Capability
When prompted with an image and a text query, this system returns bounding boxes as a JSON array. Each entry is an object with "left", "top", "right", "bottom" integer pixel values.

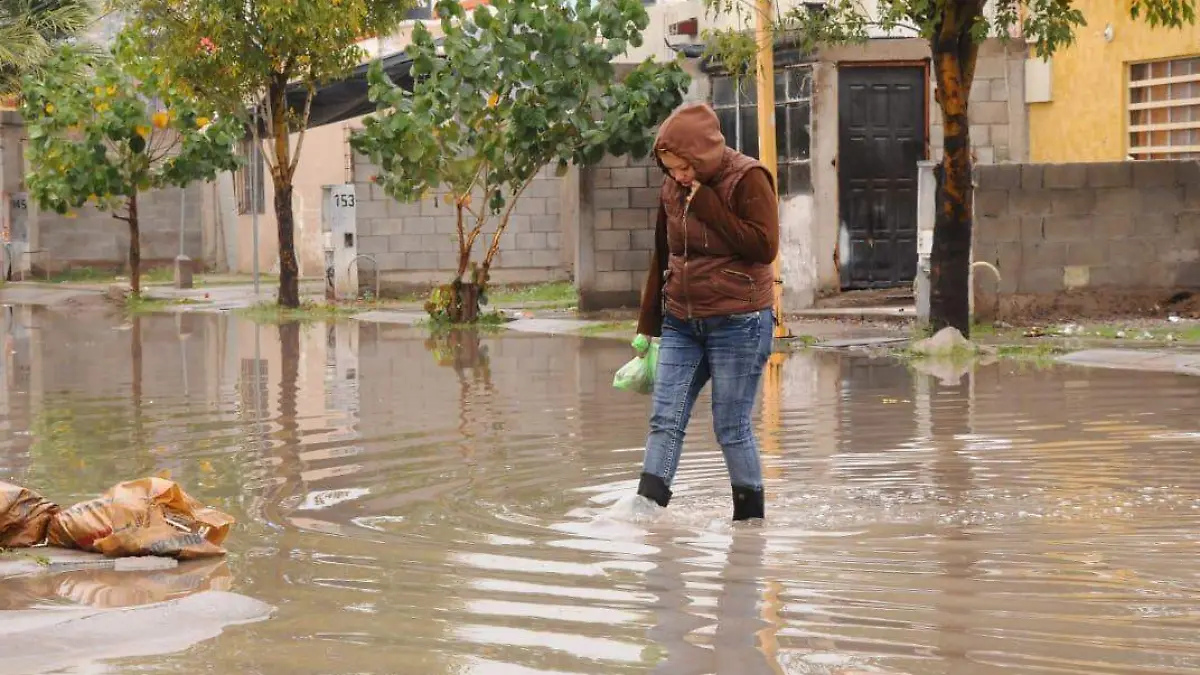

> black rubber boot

[
  {"left": 731, "top": 485, "right": 764, "bottom": 521},
  {"left": 637, "top": 472, "right": 672, "bottom": 508}
]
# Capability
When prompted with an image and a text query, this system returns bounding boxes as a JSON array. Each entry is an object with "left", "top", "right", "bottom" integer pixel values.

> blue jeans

[{"left": 642, "top": 308, "right": 774, "bottom": 490}]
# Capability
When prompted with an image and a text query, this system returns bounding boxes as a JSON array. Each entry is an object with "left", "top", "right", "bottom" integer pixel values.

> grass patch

[
  {"left": 488, "top": 281, "right": 577, "bottom": 308},
  {"left": 0, "top": 549, "right": 51, "bottom": 567},
  {"left": 47, "top": 266, "right": 178, "bottom": 285},
  {"left": 995, "top": 343, "right": 1070, "bottom": 363},
  {"left": 577, "top": 320, "right": 637, "bottom": 338},
  {"left": 1015, "top": 322, "right": 1200, "bottom": 343},
  {"left": 234, "top": 300, "right": 362, "bottom": 324},
  {"left": 48, "top": 267, "right": 119, "bottom": 284},
  {"left": 418, "top": 320, "right": 507, "bottom": 335},
  {"left": 124, "top": 294, "right": 200, "bottom": 314}
]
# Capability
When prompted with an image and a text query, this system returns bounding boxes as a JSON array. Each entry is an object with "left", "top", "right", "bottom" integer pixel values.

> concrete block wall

[
  {"left": 33, "top": 184, "right": 205, "bottom": 273},
  {"left": 973, "top": 160, "right": 1200, "bottom": 319},
  {"left": 930, "top": 39, "right": 1028, "bottom": 164},
  {"left": 350, "top": 152, "right": 568, "bottom": 293},
  {"left": 577, "top": 153, "right": 660, "bottom": 310}
]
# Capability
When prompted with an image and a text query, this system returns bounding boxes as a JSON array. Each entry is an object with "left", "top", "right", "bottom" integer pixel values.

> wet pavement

[{"left": 2, "top": 306, "right": 1200, "bottom": 674}]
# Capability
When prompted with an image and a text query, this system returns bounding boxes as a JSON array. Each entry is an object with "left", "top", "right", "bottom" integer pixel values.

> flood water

[{"left": 3, "top": 306, "right": 1200, "bottom": 674}]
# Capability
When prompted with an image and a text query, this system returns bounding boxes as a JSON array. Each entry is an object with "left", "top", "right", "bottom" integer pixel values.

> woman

[{"left": 633, "top": 101, "right": 780, "bottom": 522}]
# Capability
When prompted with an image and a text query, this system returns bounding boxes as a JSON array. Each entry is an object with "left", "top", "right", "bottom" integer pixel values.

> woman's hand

[{"left": 632, "top": 334, "right": 651, "bottom": 355}]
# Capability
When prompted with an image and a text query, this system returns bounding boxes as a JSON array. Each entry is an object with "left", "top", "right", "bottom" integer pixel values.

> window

[
  {"left": 236, "top": 139, "right": 266, "bottom": 215},
  {"left": 1128, "top": 56, "right": 1200, "bottom": 159},
  {"left": 710, "top": 65, "right": 812, "bottom": 195},
  {"left": 406, "top": 0, "right": 434, "bottom": 20}
]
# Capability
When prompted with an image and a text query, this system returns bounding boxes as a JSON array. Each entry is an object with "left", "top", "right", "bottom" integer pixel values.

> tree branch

[
  {"left": 482, "top": 176, "right": 533, "bottom": 271},
  {"left": 150, "top": 132, "right": 182, "bottom": 164},
  {"left": 287, "top": 84, "right": 315, "bottom": 177}
]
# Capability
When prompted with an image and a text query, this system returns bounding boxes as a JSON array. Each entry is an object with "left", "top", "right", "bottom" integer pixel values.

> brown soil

[
  {"left": 815, "top": 287, "right": 914, "bottom": 309},
  {"left": 980, "top": 289, "right": 1200, "bottom": 324}
]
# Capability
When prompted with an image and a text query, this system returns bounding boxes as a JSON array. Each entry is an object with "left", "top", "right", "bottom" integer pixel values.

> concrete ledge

[
  {"left": 0, "top": 590, "right": 273, "bottom": 674},
  {"left": 792, "top": 306, "right": 915, "bottom": 321},
  {"left": 1057, "top": 348, "right": 1200, "bottom": 376}
]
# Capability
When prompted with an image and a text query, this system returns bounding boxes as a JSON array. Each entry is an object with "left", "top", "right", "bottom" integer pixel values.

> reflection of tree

[
  {"left": 424, "top": 328, "right": 495, "bottom": 456},
  {"left": 24, "top": 402, "right": 155, "bottom": 499},
  {"left": 423, "top": 328, "right": 491, "bottom": 377},
  {"left": 928, "top": 368, "right": 976, "bottom": 669},
  {"left": 266, "top": 321, "right": 304, "bottom": 523},
  {"left": 130, "top": 316, "right": 148, "bottom": 462}
]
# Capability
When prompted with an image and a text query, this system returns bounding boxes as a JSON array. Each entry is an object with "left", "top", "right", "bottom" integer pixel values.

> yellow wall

[{"left": 1028, "top": 0, "right": 1200, "bottom": 162}]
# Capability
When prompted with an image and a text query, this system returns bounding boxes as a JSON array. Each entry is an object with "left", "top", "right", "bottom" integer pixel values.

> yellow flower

[
  {"left": 152, "top": 111, "right": 170, "bottom": 129},
  {"left": 106, "top": 86, "right": 116, "bottom": 96},
  {"left": 196, "top": 116, "right": 210, "bottom": 128},
  {"left": 487, "top": 92, "right": 500, "bottom": 108},
  {"left": 96, "top": 102, "right": 109, "bottom": 112},
  {"left": 44, "top": 103, "right": 54, "bottom": 114},
  {"left": 136, "top": 125, "right": 150, "bottom": 138}
]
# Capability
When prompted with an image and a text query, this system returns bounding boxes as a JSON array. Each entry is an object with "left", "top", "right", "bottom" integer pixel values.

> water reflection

[
  {"left": 1, "top": 308, "right": 1199, "bottom": 674},
  {"left": 0, "top": 558, "right": 233, "bottom": 610}
]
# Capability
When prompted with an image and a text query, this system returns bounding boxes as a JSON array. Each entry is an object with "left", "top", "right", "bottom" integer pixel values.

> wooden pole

[
  {"left": 754, "top": 0, "right": 786, "bottom": 340},
  {"left": 755, "top": 0, "right": 785, "bottom": 481}
]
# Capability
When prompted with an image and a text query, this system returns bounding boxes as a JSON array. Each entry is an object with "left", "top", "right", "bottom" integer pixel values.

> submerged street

[{"left": 2, "top": 305, "right": 1200, "bottom": 674}]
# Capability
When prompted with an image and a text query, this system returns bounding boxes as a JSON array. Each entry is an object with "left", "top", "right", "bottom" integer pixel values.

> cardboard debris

[
  {"left": 48, "top": 477, "right": 235, "bottom": 560},
  {"left": 0, "top": 481, "right": 60, "bottom": 548}
]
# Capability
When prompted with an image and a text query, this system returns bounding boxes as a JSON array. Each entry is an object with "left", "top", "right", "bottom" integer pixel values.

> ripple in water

[{"left": 1, "top": 310, "right": 1199, "bottom": 674}]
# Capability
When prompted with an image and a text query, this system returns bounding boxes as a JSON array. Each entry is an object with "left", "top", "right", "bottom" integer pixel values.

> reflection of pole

[
  {"left": 177, "top": 314, "right": 189, "bottom": 397},
  {"left": 251, "top": 104, "right": 261, "bottom": 296}
]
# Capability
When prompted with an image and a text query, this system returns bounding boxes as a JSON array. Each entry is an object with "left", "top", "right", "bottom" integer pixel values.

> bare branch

[{"left": 150, "top": 133, "right": 182, "bottom": 164}]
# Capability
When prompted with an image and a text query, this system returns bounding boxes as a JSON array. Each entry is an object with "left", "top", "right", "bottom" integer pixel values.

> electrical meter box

[{"left": 321, "top": 184, "right": 358, "bottom": 301}]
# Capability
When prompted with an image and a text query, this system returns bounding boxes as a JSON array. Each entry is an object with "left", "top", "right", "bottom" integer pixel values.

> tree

[
  {"left": 120, "top": 0, "right": 413, "bottom": 308},
  {"left": 0, "top": 0, "right": 93, "bottom": 96},
  {"left": 702, "top": 0, "right": 1196, "bottom": 336},
  {"left": 351, "top": 0, "right": 691, "bottom": 323},
  {"left": 21, "top": 44, "right": 243, "bottom": 293}
]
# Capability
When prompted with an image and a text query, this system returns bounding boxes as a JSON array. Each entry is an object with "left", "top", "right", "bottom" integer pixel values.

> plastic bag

[
  {"left": 47, "top": 477, "right": 236, "bottom": 560},
  {"left": 613, "top": 335, "right": 659, "bottom": 395},
  {"left": 0, "top": 481, "right": 59, "bottom": 548}
]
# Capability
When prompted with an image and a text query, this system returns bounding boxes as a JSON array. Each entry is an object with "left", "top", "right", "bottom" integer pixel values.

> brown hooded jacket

[{"left": 635, "top": 102, "right": 780, "bottom": 337}]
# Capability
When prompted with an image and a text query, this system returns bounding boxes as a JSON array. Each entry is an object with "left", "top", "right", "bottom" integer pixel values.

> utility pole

[
  {"left": 251, "top": 104, "right": 261, "bottom": 296},
  {"left": 754, "top": 0, "right": 787, "bottom": 340}
]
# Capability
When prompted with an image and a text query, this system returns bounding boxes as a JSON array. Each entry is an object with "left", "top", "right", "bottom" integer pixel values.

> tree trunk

[
  {"left": 128, "top": 192, "right": 141, "bottom": 295},
  {"left": 930, "top": 15, "right": 981, "bottom": 337},
  {"left": 275, "top": 181, "right": 300, "bottom": 307},
  {"left": 269, "top": 78, "right": 301, "bottom": 309}
]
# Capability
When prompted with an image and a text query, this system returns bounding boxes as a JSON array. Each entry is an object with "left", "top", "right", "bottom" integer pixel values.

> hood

[{"left": 654, "top": 102, "right": 727, "bottom": 183}]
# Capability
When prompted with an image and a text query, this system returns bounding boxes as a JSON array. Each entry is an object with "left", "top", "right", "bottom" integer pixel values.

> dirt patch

[
  {"left": 815, "top": 287, "right": 914, "bottom": 309},
  {"left": 978, "top": 289, "right": 1200, "bottom": 324}
]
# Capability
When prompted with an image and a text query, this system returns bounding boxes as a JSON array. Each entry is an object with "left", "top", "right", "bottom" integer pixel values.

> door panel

[{"left": 838, "top": 66, "right": 927, "bottom": 290}]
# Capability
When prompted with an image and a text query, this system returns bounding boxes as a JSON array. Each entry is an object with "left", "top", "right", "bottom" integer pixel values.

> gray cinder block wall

[
  {"left": 930, "top": 39, "right": 1028, "bottom": 164},
  {"left": 576, "top": 154, "right": 660, "bottom": 311},
  {"left": 351, "top": 152, "right": 568, "bottom": 293},
  {"left": 973, "top": 160, "right": 1200, "bottom": 320},
  {"left": 35, "top": 184, "right": 205, "bottom": 273}
]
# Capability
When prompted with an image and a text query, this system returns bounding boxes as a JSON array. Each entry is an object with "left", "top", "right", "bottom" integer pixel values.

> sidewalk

[{"left": 1057, "top": 348, "right": 1200, "bottom": 377}]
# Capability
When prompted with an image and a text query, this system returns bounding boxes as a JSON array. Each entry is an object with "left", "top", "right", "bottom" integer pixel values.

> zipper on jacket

[{"left": 681, "top": 191, "right": 694, "bottom": 319}]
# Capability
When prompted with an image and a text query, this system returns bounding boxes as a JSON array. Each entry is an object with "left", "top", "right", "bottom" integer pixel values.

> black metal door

[{"left": 838, "top": 66, "right": 926, "bottom": 289}]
